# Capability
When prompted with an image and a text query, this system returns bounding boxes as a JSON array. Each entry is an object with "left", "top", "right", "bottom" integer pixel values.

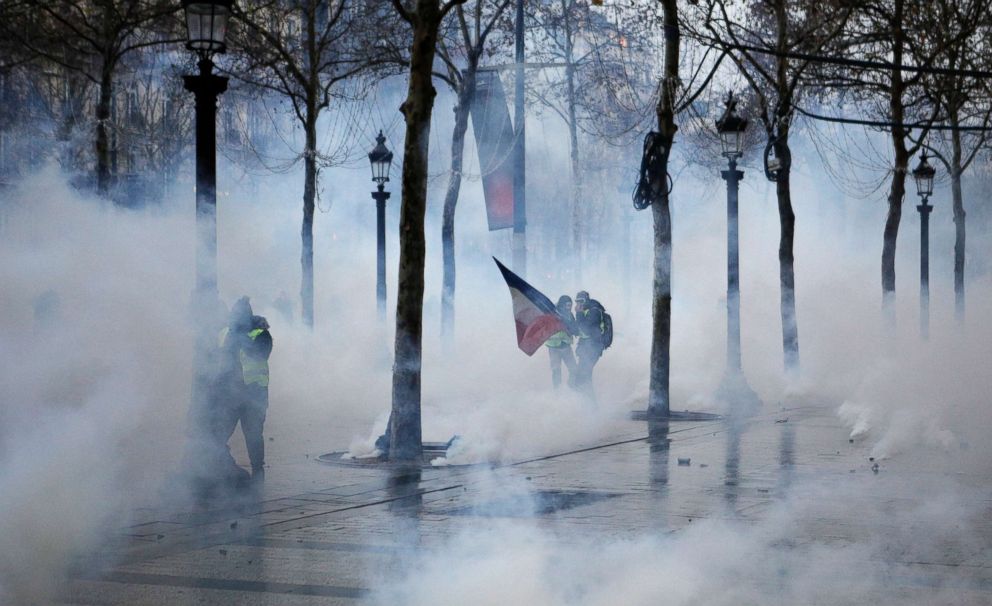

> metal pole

[
  {"left": 512, "top": 0, "right": 526, "bottom": 277},
  {"left": 722, "top": 157, "right": 744, "bottom": 372},
  {"left": 717, "top": 156, "right": 760, "bottom": 412},
  {"left": 184, "top": 57, "right": 228, "bottom": 447},
  {"left": 918, "top": 197, "right": 932, "bottom": 339},
  {"left": 373, "top": 185, "right": 390, "bottom": 320},
  {"left": 183, "top": 58, "right": 228, "bottom": 307}
]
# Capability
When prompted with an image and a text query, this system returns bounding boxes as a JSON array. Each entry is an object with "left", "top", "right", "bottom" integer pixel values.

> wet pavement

[{"left": 61, "top": 404, "right": 992, "bottom": 605}]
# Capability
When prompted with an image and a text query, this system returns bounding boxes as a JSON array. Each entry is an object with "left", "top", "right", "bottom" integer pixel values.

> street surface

[{"left": 62, "top": 404, "right": 992, "bottom": 605}]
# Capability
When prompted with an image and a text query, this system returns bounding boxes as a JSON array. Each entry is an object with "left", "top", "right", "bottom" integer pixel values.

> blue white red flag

[{"left": 494, "top": 257, "right": 566, "bottom": 356}]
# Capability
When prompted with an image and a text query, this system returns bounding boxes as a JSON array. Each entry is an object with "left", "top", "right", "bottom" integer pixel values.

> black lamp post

[
  {"left": 182, "top": 0, "right": 231, "bottom": 308},
  {"left": 912, "top": 151, "right": 936, "bottom": 340},
  {"left": 715, "top": 92, "right": 759, "bottom": 411},
  {"left": 181, "top": 0, "right": 232, "bottom": 470},
  {"left": 368, "top": 131, "right": 393, "bottom": 320}
]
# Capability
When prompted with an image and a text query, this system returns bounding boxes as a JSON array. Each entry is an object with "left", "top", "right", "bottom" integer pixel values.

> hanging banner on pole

[{"left": 470, "top": 71, "right": 516, "bottom": 231}]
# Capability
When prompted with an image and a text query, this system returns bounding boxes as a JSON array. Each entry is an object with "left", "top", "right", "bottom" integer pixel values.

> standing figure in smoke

[
  {"left": 573, "top": 291, "right": 611, "bottom": 394},
  {"left": 545, "top": 295, "right": 578, "bottom": 389},
  {"left": 218, "top": 297, "right": 273, "bottom": 484}
]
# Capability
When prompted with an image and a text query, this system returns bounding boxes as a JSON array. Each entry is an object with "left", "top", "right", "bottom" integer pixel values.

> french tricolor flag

[{"left": 494, "top": 257, "right": 566, "bottom": 356}]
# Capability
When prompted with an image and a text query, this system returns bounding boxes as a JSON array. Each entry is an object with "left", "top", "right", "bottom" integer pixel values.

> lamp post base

[{"left": 716, "top": 370, "right": 761, "bottom": 417}]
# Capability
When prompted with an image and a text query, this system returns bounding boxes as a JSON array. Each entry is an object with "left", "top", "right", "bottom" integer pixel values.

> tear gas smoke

[{"left": 0, "top": 84, "right": 990, "bottom": 604}]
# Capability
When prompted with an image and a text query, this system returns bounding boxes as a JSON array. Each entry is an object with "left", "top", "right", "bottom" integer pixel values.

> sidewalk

[{"left": 62, "top": 404, "right": 992, "bottom": 605}]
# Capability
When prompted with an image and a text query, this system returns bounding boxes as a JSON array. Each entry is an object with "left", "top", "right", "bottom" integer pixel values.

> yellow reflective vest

[
  {"left": 545, "top": 329, "right": 572, "bottom": 348},
  {"left": 219, "top": 327, "right": 270, "bottom": 387}
]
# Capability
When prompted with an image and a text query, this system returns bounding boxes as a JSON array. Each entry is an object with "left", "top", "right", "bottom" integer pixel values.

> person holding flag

[
  {"left": 545, "top": 295, "right": 578, "bottom": 389},
  {"left": 493, "top": 258, "right": 568, "bottom": 356}
]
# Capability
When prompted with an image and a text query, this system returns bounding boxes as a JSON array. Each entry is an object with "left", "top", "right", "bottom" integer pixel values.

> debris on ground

[{"left": 677, "top": 458, "right": 691, "bottom": 466}]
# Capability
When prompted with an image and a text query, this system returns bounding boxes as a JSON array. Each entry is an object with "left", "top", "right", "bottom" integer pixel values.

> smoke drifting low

[
  {"left": 373, "top": 469, "right": 989, "bottom": 606},
  {"left": 0, "top": 166, "right": 196, "bottom": 601},
  {"left": 0, "top": 96, "right": 990, "bottom": 605}
]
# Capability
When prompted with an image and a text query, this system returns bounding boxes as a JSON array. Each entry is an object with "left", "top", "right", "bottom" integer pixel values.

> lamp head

[
  {"left": 715, "top": 91, "right": 748, "bottom": 159},
  {"left": 912, "top": 151, "right": 936, "bottom": 198},
  {"left": 182, "top": 0, "right": 233, "bottom": 59},
  {"left": 368, "top": 130, "right": 393, "bottom": 186}
]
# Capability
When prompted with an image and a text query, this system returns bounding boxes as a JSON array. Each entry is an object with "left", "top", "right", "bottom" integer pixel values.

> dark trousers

[
  {"left": 574, "top": 338, "right": 603, "bottom": 389},
  {"left": 186, "top": 373, "right": 252, "bottom": 496},
  {"left": 548, "top": 344, "right": 577, "bottom": 388},
  {"left": 241, "top": 385, "right": 268, "bottom": 471},
  {"left": 221, "top": 384, "right": 268, "bottom": 472}
]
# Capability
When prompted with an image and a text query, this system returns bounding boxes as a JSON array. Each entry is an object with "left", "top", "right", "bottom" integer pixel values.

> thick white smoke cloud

[
  {"left": 373, "top": 472, "right": 988, "bottom": 606},
  {"left": 0, "top": 165, "right": 195, "bottom": 601},
  {"left": 0, "top": 77, "right": 990, "bottom": 604}
]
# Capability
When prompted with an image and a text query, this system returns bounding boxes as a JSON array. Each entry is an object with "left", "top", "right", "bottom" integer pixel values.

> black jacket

[{"left": 576, "top": 301, "right": 605, "bottom": 341}]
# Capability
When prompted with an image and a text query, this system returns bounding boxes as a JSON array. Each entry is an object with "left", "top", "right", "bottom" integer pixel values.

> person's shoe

[{"left": 251, "top": 466, "right": 265, "bottom": 485}]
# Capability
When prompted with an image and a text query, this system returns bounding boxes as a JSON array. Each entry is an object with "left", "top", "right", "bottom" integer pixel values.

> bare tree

[
  {"left": 1, "top": 0, "right": 179, "bottom": 196},
  {"left": 229, "top": 0, "right": 398, "bottom": 328},
  {"left": 834, "top": 0, "right": 941, "bottom": 321},
  {"left": 527, "top": 1, "right": 648, "bottom": 276},
  {"left": 640, "top": 0, "right": 723, "bottom": 416},
  {"left": 387, "top": 0, "right": 467, "bottom": 461},
  {"left": 687, "top": 0, "right": 853, "bottom": 374},
  {"left": 646, "top": 0, "right": 679, "bottom": 417},
  {"left": 436, "top": 0, "right": 513, "bottom": 341},
  {"left": 914, "top": 0, "right": 992, "bottom": 322}
]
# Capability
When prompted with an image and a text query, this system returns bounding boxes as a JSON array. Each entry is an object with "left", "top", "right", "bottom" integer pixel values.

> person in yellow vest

[
  {"left": 218, "top": 297, "right": 273, "bottom": 483},
  {"left": 546, "top": 295, "right": 578, "bottom": 389}
]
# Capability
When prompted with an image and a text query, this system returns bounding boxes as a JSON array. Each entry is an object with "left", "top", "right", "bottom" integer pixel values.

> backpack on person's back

[{"left": 588, "top": 299, "right": 613, "bottom": 350}]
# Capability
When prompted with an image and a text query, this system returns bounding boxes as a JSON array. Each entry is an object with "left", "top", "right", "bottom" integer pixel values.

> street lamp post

[
  {"left": 181, "top": 0, "right": 232, "bottom": 473},
  {"left": 368, "top": 131, "right": 393, "bottom": 320},
  {"left": 182, "top": 0, "right": 231, "bottom": 309},
  {"left": 715, "top": 92, "right": 759, "bottom": 411},
  {"left": 912, "top": 151, "right": 936, "bottom": 340}
]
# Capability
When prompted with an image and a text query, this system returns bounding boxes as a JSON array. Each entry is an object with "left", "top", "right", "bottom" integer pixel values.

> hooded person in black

[
  {"left": 184, "top": 298, "right": 251, "bottom": 501},
  {"left": 573, "top": 290, "right": 606, "bottom": 393},
  {"left": 217, "top": 297, "right": 273, "bottom": 482}
]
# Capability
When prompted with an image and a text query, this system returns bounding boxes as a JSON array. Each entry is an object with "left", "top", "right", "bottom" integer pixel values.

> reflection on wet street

[
  {"left": 647, "top": 420, "right": 671, "bottom": 488},
  {"left": 63, "top": 406, "right": 992, "bottom": 605},
  {"left": 724, "top": 422, "right": 741, "bottom": 514}
]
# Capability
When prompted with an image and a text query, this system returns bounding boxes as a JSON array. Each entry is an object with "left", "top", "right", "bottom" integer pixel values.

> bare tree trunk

[
  {"left": 441, "top": 59, "right": 477, "bottom": 342},
  {"left": 881, "top": 172, "right": 905, "bottom": 314},
  {"left": 649, "top": 199, "right": 672, "bottom": 414},
  {"left": 648, "top": 0, "right": 679, "bottom": 417},
  {"left": 301, "top": 108, "right": 317, "bottom": 328},
  {"left": 564, "top": 5, "right": 581, "bottom": 279},
  {"left": 949, "top": 112, "right": 965, "bottom": 322},
  {"left": 773, "top": 2, "right": 799, "bottom": 373},
  {"left": 390, "top": 0, "right": 448, "bottom": 461},
  {"left": 881, "top": 0, "right": 907, "bottom": 323},
  {"left": 566, "top": 63, "right": 581, "bottom": 280},
  {"left": 776, "top": 167, "right": 799, "bottom": 371},
  {"left": 96, "top": 62, "right": 113, "bottom": 195}
]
